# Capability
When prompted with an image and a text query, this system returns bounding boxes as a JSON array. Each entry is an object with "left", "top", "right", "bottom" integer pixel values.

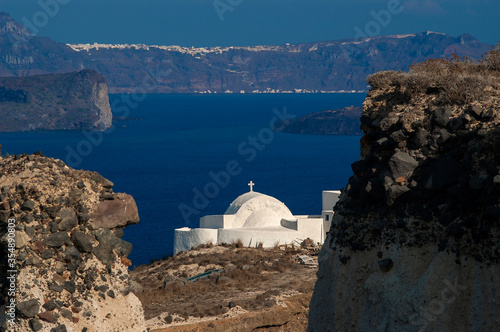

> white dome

[{"left": 224, "top": 191, "right": 294, "bottom": 228}]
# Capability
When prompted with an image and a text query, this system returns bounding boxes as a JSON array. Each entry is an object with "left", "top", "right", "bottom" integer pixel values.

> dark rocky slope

[
  {"left": 0, "top": 70, "right": 112, "bottom": 132},
  {"left": 274, "top": 106, "right": 362, "bottom": 135},
  {"left": 309, "top": 51, "right": 500, "bottom": 331},
  {"left": 0, "top": 153, "right": 145, "bottom": 331}
]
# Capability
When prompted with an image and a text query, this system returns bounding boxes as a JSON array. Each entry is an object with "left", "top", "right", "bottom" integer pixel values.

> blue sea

[{"left": 0, "top": 93, "right": 365, "bottom": 266}]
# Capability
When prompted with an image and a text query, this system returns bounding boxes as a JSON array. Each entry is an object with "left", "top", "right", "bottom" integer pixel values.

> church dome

[{"left": 224, "top": 191, "right": 294, "bottom": 228}]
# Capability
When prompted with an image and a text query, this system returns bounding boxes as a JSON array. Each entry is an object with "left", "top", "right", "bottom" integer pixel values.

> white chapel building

[{"left": 173, "top": 182, "right": 340, "bottom": 255}]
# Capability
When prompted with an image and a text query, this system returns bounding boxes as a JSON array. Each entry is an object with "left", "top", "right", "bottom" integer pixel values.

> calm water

[{"left": 0, "top": 93, "right": 365, "bottom": 266}]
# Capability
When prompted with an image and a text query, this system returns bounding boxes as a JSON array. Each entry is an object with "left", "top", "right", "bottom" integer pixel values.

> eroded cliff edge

[
  {"left": 0, "top": 153, "right": 145, "bottom": 331},
  {"left": 0, "top": 70, "right": 112, "bottom": 132},
  {"left": 309, "top": 53, "right": 500, "bottom": 331}
]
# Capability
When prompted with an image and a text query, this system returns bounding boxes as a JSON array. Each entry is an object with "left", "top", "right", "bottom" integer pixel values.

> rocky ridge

[
  {"left": 0, "top": 153, "right": 145, "bottom": 331},
  {"left": 309, "top": 53, "right": 500, "bottom": 331}
]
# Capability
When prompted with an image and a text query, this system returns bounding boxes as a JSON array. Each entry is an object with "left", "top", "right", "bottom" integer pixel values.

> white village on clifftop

[{"left": 174, "top": 182, "right": 340, "bottom": 255}]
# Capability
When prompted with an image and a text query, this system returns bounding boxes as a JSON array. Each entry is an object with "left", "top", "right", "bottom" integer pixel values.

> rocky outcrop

[
  {"left": 0, "top": 70, "right": 112, "bottom": 132},
  {"left": 90, "top": 194, "right": 140, "bottom": 230},
  {"left": 0, "top": 153, "right": 145, "bottom": 331},
  {"left": 274, "top": 106, "right": 362, "bottom": 135},
  {"left": 309, "top": 55, "right": 500, "bottom": 331}
]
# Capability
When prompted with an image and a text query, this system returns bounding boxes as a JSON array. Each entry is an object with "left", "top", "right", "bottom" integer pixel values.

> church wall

[
  {"left": 173, "top": 227, "right": 218, "bottom": 255},
  {"left": 323, "top": 219, "right": 332, "bottom": 243},
  {"left": 200, "top": 215, "right": 233, "bottom": 229},
  {"left": 322, "top": 190, "right": 341, "bottom": 211},
  {"left": 217, "top": 228, "right": 300, "bottom": 248},
  {"left": 296, "top": 217, "right": 324, "bottom": 244},
  {"left": 280, "top": 218, "right": 298, "bottom": 230}
]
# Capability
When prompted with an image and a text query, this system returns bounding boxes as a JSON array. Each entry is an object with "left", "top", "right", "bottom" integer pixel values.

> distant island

[
  {"left": 0, "top": 12, "right": 492, "bottom": 94},
  {"left": 275, "top": 106, "right": 362, "bottom": 135},
  {"left": 0, "top": 70, "right": 112, "bottom": 132}
]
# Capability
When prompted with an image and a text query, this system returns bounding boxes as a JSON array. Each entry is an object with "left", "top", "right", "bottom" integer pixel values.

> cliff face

[
  {"left": 0, "top": 70, "right": 112, "bottom": 132},
  {"left": 309, "top": 56, "right": 500, "bottom": 331},
  {"left": 0, "top": 153, "right": 145, "bottom": 331}
]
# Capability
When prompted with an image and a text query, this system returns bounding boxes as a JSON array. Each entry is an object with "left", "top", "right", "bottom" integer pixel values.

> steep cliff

[
  {"left": 309, "top": 51, "right": 500, "bottom": 331},
  {"left": 0, "top": 70, "right": 112, "bottom": 132},
  {"left": 0, "top": 153, "right": 145, "bottom": 331}
]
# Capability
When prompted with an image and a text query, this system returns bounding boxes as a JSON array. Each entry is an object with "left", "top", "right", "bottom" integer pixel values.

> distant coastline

[
  {"left": 274, "top": 106, "right": 363, "bottom": 136},
  {"left": 110, "top": 90, "right": 368, "bottom": 94},
  {"left": 0, "top": 12, "right": 491, "bottom": 94},
  {"left": 195, "top": 90, "right": 368, "bottom": 94}
]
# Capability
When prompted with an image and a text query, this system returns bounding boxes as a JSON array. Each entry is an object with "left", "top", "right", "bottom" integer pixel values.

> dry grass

[
  {"left": 130, "top": 245, "right": 314, "bottom": 320},
  {"left": 231, "top": 238, "right": 244, "bottom": 249},
  {"left": 367, "top": 45, "right": 500, "bottom": 105}
]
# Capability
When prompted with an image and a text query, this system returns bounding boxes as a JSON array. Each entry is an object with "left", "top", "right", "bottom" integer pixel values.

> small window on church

[{"left": 325, "top": 215, "right": 329, "bottom": 221}]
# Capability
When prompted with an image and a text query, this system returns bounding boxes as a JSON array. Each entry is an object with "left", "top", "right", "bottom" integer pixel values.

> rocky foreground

[
  {"left": 0, "top": 153, "right": 144, "bottom": 331},
  {"left": 309, "top": 53, "right": 500, "bottom": 330}
]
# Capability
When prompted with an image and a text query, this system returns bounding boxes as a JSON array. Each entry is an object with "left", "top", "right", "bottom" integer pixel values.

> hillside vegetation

[{"left": 367, "top": 44, "right": 500, "bottom": 105}]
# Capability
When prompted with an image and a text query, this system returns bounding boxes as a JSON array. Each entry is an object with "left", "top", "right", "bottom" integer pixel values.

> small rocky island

[
  {"left": 0, "top": 70, "right": 112, "bottom": 132},
  {"left": 274, "top": 106, "right": 362, "bottom": 135}
]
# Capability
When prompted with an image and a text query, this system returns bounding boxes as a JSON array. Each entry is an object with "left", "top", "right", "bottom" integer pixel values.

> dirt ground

[{"left": 129, "top": 243, "right": 320, "bottom": 331}]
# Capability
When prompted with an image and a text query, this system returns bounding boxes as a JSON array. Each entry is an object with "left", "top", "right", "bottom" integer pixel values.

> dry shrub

[
  {"left": 366, "top": 71, "right": 406, "bottom": 89},
  {"left": 483, "top": 43, "right": 500, "bottom": 72},
  {"left": 440, "top": 73, "right": 491, "bottom": 105},
  {"left": 231, "top": 238, "right": 244, "bottom": 249},
  {"left": 367, "top": 48, "right": 500, "bottom": 105},
  {"left": 300, "top": 238, "right": 315, "bottom": 248},
  {"left": 275, "top": 259, "right": 294, "bottom": 272}
]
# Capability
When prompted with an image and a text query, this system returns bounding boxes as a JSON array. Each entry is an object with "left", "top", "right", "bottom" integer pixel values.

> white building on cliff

[{"left": 173, "top": 182, "right": 340, "bottom": 255}]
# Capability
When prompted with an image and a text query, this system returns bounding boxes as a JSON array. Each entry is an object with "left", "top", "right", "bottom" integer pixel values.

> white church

[{"left": 173, "top": 182, "right": 340, "bottom": 255}]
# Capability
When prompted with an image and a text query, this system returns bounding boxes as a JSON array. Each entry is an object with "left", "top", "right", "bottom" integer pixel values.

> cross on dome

[{"left": 248, "top": 181, "right": 255, "bottom": 192}]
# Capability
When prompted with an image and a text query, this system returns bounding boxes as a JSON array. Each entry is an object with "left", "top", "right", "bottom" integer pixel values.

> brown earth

[
  {"left": 129, "top": 243, "right": 320, "bottom": 331},
  {"left": 153, "top": 293, "right": 312, "bottom": 332}
]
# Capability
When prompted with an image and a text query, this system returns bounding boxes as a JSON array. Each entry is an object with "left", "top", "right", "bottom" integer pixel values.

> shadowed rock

[
  {"left": 71, "top": 232, "right": 93, "bottom": 253},
  {"left": 17, "top": 299, "right": 40, "bottom": 318}
]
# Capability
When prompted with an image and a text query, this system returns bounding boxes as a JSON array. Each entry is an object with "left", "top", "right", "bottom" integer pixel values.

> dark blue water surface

[{"left": 0, "top": 93, "right": 366, "bottom": 266}]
